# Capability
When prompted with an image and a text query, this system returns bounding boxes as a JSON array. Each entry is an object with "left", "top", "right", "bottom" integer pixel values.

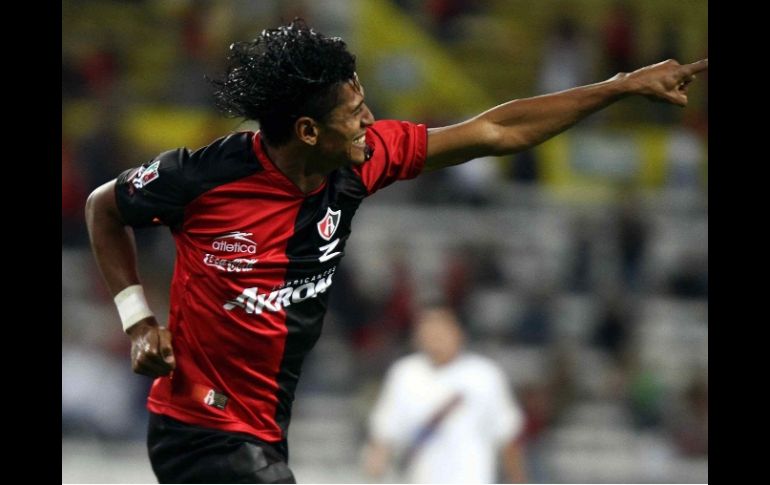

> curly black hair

[{"left": 211, "top": 19, "right": 357, "bottom": 145}]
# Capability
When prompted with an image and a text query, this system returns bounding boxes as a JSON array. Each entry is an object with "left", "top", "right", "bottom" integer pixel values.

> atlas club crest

[{"left": 317, "top": 208, "right": 341, "bottom": 241}]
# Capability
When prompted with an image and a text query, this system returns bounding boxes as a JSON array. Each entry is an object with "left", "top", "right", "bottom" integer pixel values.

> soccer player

[
  {"left": 364, "top": 306, "right": 528, "bottom": 483},
  {"left": 85, "top": 19, "right": 707, "bottom": 484}
]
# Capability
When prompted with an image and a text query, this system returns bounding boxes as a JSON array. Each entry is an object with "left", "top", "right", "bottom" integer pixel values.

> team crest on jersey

[
  {"left": 317, "top": 208, "right": 341, "bottom": 241},
  {"left": 131, "top": 160, "right": 161, "bottom": 189}
]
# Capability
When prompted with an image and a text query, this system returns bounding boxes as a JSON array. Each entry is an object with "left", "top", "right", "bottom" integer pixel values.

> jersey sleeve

[
  {"left": 485, "top": 364, "right": 525, "bottom": 445},
  {"left": 353, "top": 120, "right": 427, "bottom": 195},
  {"left": 114, "top": 132, "right": 258, "bottom": 229},
  {"left": 114, "top": 148, "right": 191, "bottom": 229}
]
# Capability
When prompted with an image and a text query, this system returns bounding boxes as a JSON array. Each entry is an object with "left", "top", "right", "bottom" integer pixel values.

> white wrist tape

[{"left": 114, "top": 285, "right": 155, "bottom": 332}]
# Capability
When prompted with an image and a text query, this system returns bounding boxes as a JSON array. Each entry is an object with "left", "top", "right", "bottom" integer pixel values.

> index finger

[{"left": 681, "top": 58, "right": 708, "bottom": 76}]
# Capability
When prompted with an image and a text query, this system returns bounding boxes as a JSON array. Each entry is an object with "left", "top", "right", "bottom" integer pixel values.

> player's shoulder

[
  {"left": 151, "top": 131, "right": 263, "bottom": 187},
  {"left": 371, "top": 119, "right": 412, "bottom": 130},
  {"left": 459, "top": 353, "right": 506, "bottom": 376},
  {"left": 190, "top": 131, "right": 256, "bottom": 162},
  {"left": 183, "top": 131, "right": 261, "bottom": 172},
  {"left": 390, "top": 353, "right": 431, "bottom": 375},
  {"left": 368, "top": 119, "right": 422, "bottom": 139},
  {"left": 154, "top": 131, "right": 254, "bottom": 164}
]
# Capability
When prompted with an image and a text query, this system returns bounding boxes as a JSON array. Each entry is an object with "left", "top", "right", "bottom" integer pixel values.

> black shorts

[{"left": 147, "top": 412, "right": 296, "bottom": 484}]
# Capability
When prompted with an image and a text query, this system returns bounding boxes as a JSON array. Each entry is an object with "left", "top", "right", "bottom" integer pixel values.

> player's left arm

[
  {"left": 424, "top": 58, "right": 708, "bottom": 171},
  {"left": 501, "top": 439, "right": 528, "bottom": 484},
  {"left": 362, "top": 440, "right": 392, "bottom": 479}
]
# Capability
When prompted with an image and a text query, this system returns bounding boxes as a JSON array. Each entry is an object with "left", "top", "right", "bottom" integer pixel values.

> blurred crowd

[{"left": 62, "top": 1, "right": 707, "bottom": 482}]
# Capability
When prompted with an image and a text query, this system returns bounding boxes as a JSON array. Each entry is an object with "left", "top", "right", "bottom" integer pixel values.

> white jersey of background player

[{"left": 364, "top": 306, "right": 527, "bottom": 484}]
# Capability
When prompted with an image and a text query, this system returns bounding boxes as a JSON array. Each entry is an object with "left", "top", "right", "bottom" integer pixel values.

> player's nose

[{"left": 361, "top": 104, "right": 375, "bottom": 127}]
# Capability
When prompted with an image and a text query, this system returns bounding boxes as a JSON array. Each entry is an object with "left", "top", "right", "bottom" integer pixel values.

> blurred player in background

[
  {"left": 363, "top": 306, "right": 527, "bottom": 483},
  {"left": 85, "top": 18, "right": 707, "bottom": 484}
]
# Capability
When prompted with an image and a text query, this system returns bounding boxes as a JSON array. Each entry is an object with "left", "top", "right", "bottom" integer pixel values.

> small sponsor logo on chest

[
  {"left": 203, "top": 254, "right": 258, "bottom": 272},
  {"left": 211, "top": 231, "right": 257, "bottom": 254}
]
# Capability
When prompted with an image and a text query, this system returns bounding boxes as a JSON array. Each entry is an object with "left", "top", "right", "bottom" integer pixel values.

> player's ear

[{"left": 295, "top": 117, "right": 319, "bottom": 146}]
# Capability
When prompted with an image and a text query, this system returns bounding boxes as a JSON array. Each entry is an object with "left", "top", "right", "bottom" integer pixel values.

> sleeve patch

[{"left": 130, "top": 160, "right": 161, "bottom": 189}]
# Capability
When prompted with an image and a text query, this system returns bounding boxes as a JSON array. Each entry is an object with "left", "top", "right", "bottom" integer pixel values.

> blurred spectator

[
  {"left": 75, "top": 104, "right": 131, "bottom": 194},
  {"left": 566, "top": 214, "right": 594, "bottom": 293},
  {"left": 616, "top": 191, "right": 649, "bottom": 292},
  {"left": 545, "top": 346, "right": 578, "bottom": 419},
  {"left": 180, "top": 1, "right": 208, "bottom": 62},
  {"left": 518, "top": 383, "right": 553, "bottom": 446},
  {"left": 515, "top": 285, "right": 555, "bottom": 345},
  {"left": 443, "top": 156, "right": 500, "bottom": 206},
  {"left": 444, "top": 243, "right": 506, "bottom": 325},
  {"left": 517, "top": 383, "right": 556, "bottom": 484},
  {"left": 409, "top": 163, "right": 454, "bottom": 205},
  {"left": 601, "top": 2, "right": 637, "bottom": 75},
  {"left": 62, "top": 344, "right": 150, "bottom": 440},
  {"left": 424, "top": 0, "right": 479, "bottom": 42},
  {"left": 667, "top": 377, "right": 708, "bottom": 457},
  {"left": 363, "top": 306, "right": 527, "bottom": 483},
  {"left": 509, "top": 150, "right": 539, "bottom": 184},
  {"left": 169, "top": 1, "right": 220, "bottom": 106},
  {"left": 79, "top": 41, "right": 121, "bottom": 97},
  {"left": 373, "top": 255, "right": 416, "bottom": 339},
  {"left": 657, "top": 22, "right": 681, "bottom": 62},
  {"left": 591, "top": 293, "right": 633, "bottom": 363},
  {"left": 62, "top": 138, "right": 88, "bottom": 246},
  {"left": 62, "top": 54, "right": 86, "bottom": 99},
  {"left": 666, "top": 126, "right": 705, "bottom": 189},
  {"left": 347, "top": 253, "right": 417, "bottom": 376},
  {"left": 667, "top": 252, "right": 708, "bottom": 299},
  {"left": 443, "top": 247, "right": 474, "bottom": 315},
  {"left": 537, "top": 16, "right": 593, "bottom": 94},
  {"left": 626, "top": 366, "right": 665, "bottom": 430},
  {"left": 328, "top": 263, "right": 373, "bottom": 341}
]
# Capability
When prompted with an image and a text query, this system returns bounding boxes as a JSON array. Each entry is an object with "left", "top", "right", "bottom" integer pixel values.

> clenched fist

[{"left": 127, "top": 317, "right": 176, "bottom": 377}]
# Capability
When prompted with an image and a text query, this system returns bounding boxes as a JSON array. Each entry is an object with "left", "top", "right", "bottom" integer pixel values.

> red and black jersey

[{"left": 114, "top": 120, "right": 427, "bottom": 442}]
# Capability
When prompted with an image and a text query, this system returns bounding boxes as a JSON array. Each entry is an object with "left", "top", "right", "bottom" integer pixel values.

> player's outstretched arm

[
  {"left": 425, "top": 58, "right": 708, "bottom": 171},
  {"left": 85, "top": 180, "right": 176, "bottom": 377}
]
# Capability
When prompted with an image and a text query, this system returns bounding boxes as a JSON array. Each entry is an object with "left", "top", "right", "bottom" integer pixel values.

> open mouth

[{"left": 352, "top": 132, "right": 366, "bottom": 148}]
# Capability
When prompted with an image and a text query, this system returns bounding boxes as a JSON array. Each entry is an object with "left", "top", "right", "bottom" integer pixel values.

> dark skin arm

[
  {"left": 85, "top": 179, "right": 176, "bottom": 377},
  {"left": 425, "top": 58, "right": 708, "bottom": 170}
]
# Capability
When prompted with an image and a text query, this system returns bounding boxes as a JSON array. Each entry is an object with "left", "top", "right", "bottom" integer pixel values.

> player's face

[
  {"left": 316, "top": 76, "right": 375, "bottom": 166},
  {"left": 414, "top": 309, "right": 464, "bottom": 366}
]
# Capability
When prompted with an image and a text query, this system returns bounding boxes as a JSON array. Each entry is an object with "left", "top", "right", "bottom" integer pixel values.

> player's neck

[
  {"left": 428, "top": 351, "right": 461, "bottom": 368},
  {"left": 262, "top": 139, "right": 326, "bottom": 194}
]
